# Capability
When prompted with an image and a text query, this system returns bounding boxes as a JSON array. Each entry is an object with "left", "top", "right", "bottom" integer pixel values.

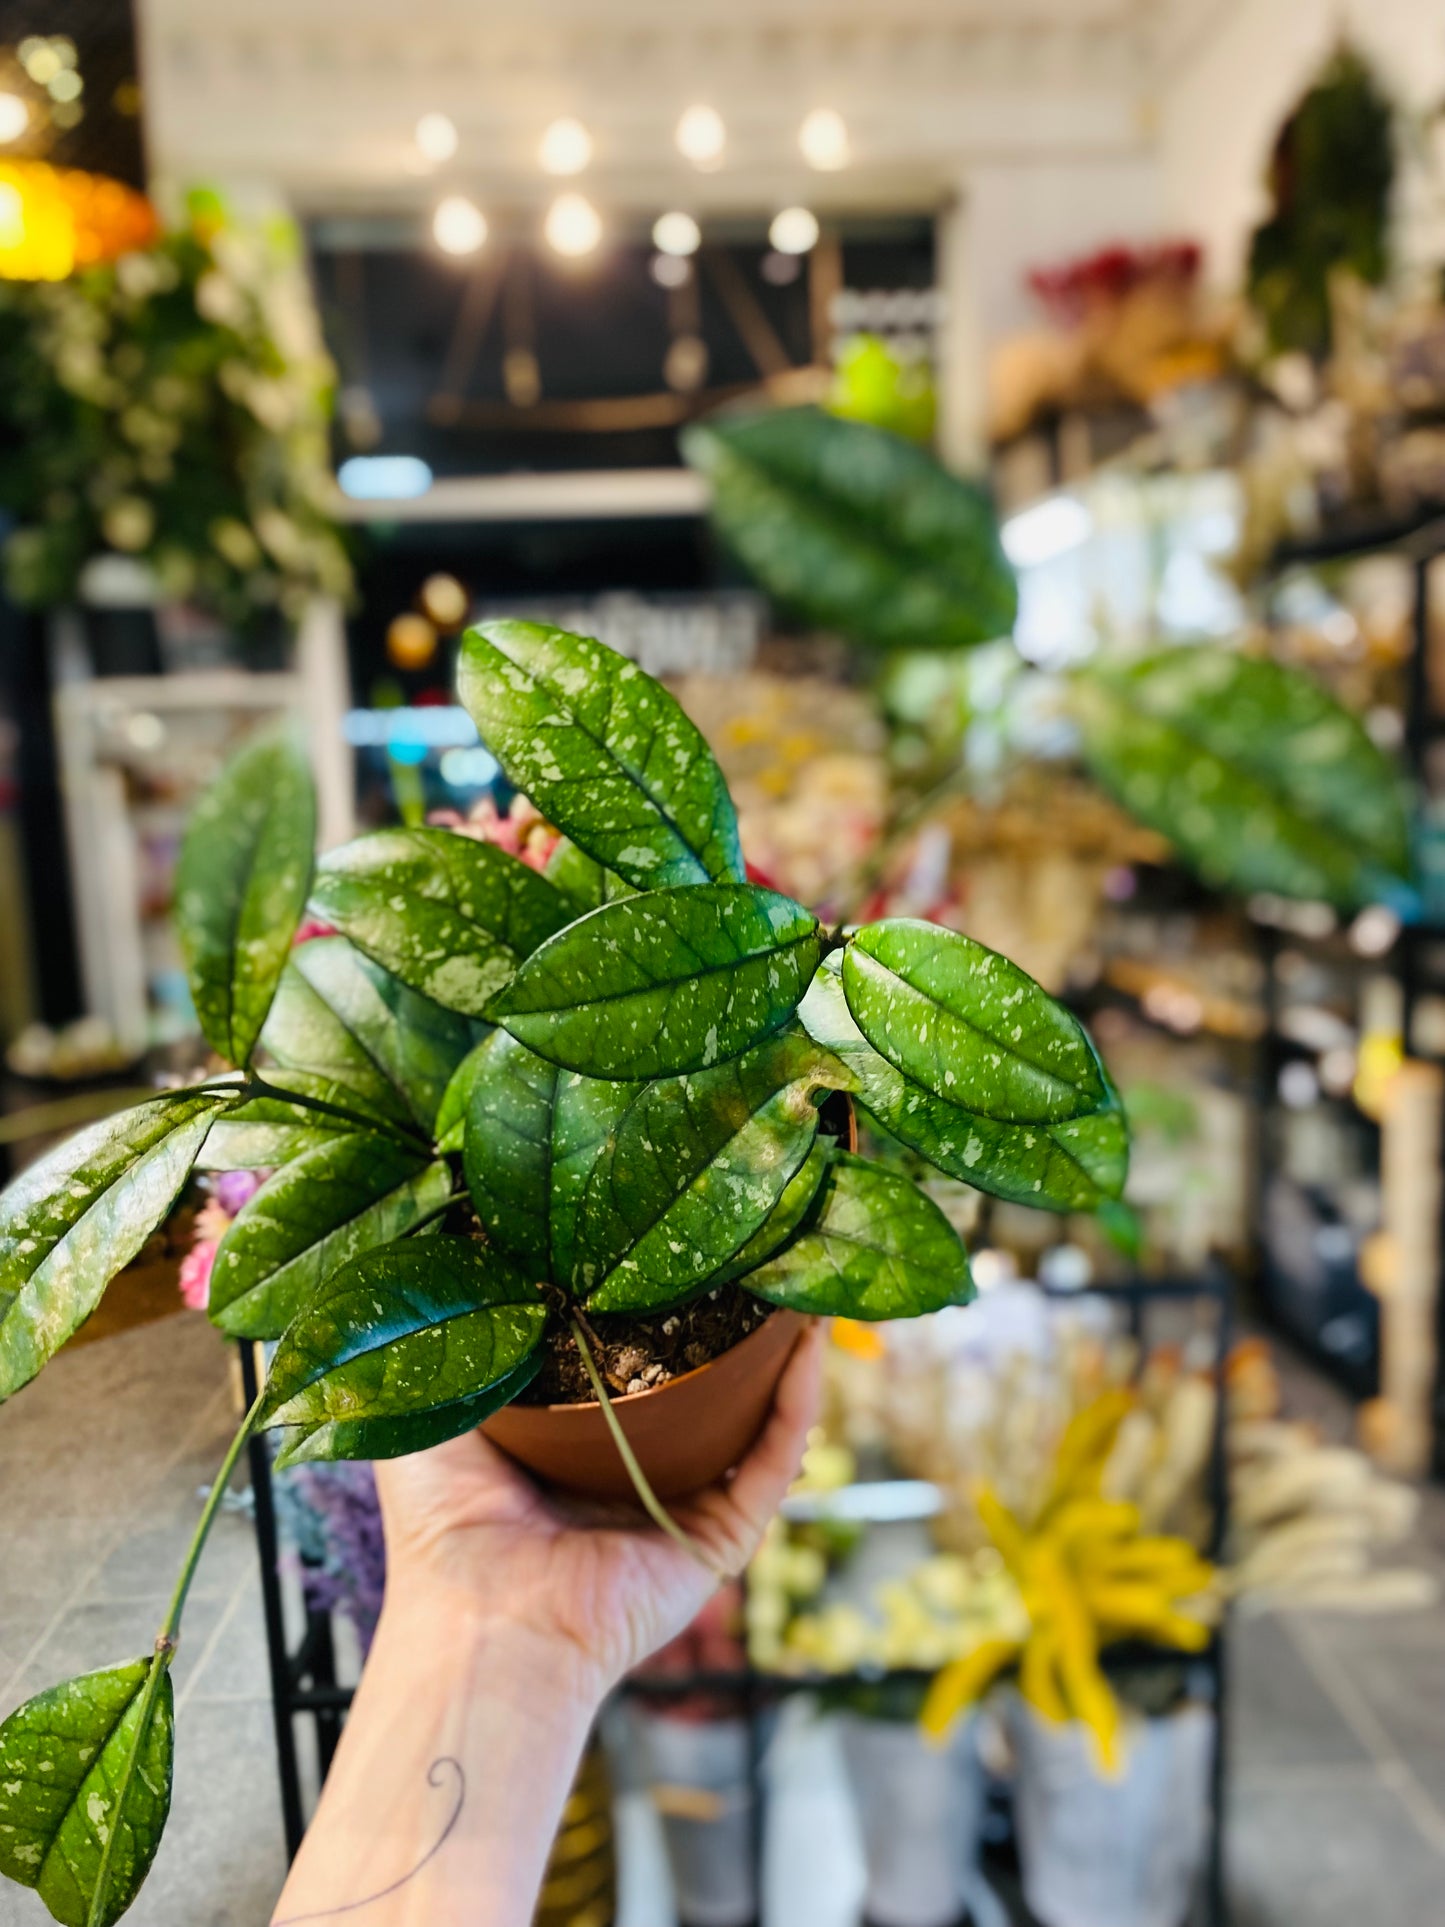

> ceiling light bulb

[
  {"left": 0, "top": 94, "right": 28, "bottom": 144},
  {"left": 539, "top": 117, "right": 592, "bottom": 176},
  {"left": 544, "top": 191, "right": 601, "bottom": 258},
  {"left": 415, "top": 113, "right": 458, "bottom": 163},
  {"left": 769, "top": 206, "right": 819, "bottom": 255},
  {"left": 799, "top": 107, "right": 849, "bottom": 171},
  {"left": 675, "top": 104, "right": 725, "bottom": 169},
  {"left": 432, "top": 195, "right": 487, "bottom": 256},
  {"left": 652, "top": 211, "right": 700, "bottom": 257}
]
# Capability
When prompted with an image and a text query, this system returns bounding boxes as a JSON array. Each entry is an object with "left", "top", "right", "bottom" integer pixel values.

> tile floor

[{"left": 5, "top": 1309, "right": 1445, "bottom": 1926}]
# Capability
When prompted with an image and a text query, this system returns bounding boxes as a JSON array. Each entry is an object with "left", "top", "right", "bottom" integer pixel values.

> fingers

[{"left": 686, "top": 1320, "right": 826, "bottom": 1568}]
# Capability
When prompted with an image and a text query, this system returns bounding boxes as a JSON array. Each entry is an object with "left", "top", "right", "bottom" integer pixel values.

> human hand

[{"left": 373, "top": 1320, "right": 824, "bottom": 1699}]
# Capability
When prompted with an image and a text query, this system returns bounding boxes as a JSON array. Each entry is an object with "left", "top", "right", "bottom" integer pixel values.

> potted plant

[{"left": 0, "top": 616, "right": 1127, "bottom": 1925}]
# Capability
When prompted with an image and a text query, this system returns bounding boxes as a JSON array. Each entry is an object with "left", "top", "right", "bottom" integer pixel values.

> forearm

[{"left": 271, "top": 1599, "right": 602, "bottom": 1926}]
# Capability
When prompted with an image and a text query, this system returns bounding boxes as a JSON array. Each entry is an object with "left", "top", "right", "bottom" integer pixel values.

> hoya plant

[{"left": 0, "top": 619, "right": 1126, "bottom": 1925}]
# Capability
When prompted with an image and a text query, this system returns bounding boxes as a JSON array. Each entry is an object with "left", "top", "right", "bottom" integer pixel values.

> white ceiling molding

[{"left": 138, "top": 1, "right": 1231, "bottom": 211}]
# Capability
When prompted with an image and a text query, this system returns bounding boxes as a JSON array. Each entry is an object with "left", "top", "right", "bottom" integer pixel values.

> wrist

[{"left": 371, "top": 1584, "right": 611, "bottom": 1717}]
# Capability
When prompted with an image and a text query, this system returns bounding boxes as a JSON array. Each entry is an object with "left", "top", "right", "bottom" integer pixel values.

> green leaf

[
  {"left": 580, "top": 1031, "right": 852, "bottom": 1312},
  {"left": 263, "top": 938, "right": 483, "bottom": 1134},
  {"left": 544, "top": 836, "right": 609, "bottom": 913},
  {"left": 257, "top": 1237, "right": 547, "bottom": 1463},
  {"left": 682, "top": 408, "right": 1017, "bottom": 653},
  {"left": 196, "top": 1070, "right": 360, "bottom": 1171},
  {"left": 708, "top": 1135, "right": 832, "bottom": 1288},
  {"left": 462, "top": 1030, "right": 561, "bottom": 1280},
  {"left": 461, "top": 1032, "right": 640, "bottom": 1286},
  {"left": 208, "top": 1135, "right": 453, "bottom": 1338},
  {"left": 272, "top": 1354, "right": 542, "bottom": 1468},
  {"left": 1074, "top": 650, "right": 1413, "bottom": 908},
  {"left": 174, "top": 733, "right": 316, "bottom": 1067},
  {"left": 435, "top": 1040, "right": 492, "bottom": 1155},
  {"left": 0, "top": 1095, "right": 226, "bottom": 1400},
  {"left": 491, "top": 884, "right": 822, "bottom": 1079},
  {"left": 842, "top": 920, "right": 1109, "bottom": 1125},
  {"left": 742, "top": 1153, "right": 973, "bottom": 1320},
  {"left": 310, "top": 827, "right": 573, "bottom": 1017},
  {"left": 458, "top": 620, "right": 744, "bottom": 890},
  {"left": 800, "top": 963, "right": 1128, "bottom": 1212},
  {"left": 0, "top": 1660, "right": 174, "bottom": 1926}
]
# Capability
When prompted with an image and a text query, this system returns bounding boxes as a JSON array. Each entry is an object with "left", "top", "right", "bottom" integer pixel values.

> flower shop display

[
  {"left": 836, "top": 1706, "right": 987, "bottom": 1927},
  {"left": 0, "top": 191, "right": 351, "bottom": 630},
  {"left": 0, "top": 610, "right": 1144, "bottom": 1925}
]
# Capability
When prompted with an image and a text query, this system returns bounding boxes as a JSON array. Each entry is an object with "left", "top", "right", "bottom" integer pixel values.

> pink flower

[
  {"left": 426, "top": 795, "right": 560, "bottom": 872},
  {"left": 179, "top": 1241, "right": 216, "bottom": 1311}
]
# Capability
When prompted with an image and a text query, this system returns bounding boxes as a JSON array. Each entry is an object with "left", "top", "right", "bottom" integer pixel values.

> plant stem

[
  {"left": 86, "top": 1394, "right": 262, "bottom": 1927},
  {"left": 566, "top": 1316, "right": 724, "bottom": 1579},
  {"left": 821, "top": 753, "right": 974, "bottom": 926},
  {"left": 243, "top": 1077, "right": 432, "bottom": 1154}
]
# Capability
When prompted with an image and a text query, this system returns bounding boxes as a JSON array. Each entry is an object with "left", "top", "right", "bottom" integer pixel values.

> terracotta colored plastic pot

[{"left": 482, "top": 1308, "right": 808, "bottom": 1502}]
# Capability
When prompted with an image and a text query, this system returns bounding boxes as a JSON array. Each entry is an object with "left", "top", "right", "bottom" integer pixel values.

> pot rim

[{"left": 515, "top": 1305, "right": 806, "bottom": 1419}]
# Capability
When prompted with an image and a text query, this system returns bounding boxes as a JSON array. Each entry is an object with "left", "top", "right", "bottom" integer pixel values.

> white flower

[{"left": 195, "top": 271, "right": 248, "bottom": 331}]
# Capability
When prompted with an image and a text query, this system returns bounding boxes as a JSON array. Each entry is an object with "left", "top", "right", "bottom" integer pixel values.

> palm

[{"left": 374, "top": 1325, "right": 823, "bottom": 1689}]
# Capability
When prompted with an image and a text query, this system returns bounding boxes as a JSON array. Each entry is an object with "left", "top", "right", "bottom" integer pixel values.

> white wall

[{"left": 1157, "top": 0, "right": 1445, "bottom": 293}]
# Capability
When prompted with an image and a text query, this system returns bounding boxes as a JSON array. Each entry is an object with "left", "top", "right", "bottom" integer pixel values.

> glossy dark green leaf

[
  {"left": 801, "top": 963, "right": 1128, "bottom": 1212},
  {"left": 435, "top": 1040, "right": 491, "bottom": 1154},
  {"left": 491, "top": 884, "right": 821, "bottom": 1079},
  {"left": 843, "top": 920, "right": 1109, "bottom": 1125},
  {"left": 0, "top": 1094, "right": 227, "bottom": 1400},
  {"left": 310, "top": 827, "right": 573, "bottom": 1016},
  {"left": 272, "top": 1354, "right": 542, "bottom": 1467},
  {"left": 462, "top": 1030, "right": 561, "bottom": 1280},
  {"left": 544, "top": 836, "right": 609, "bottom": 913},
  {"left": 0, "top": 1660, "right": 173, "bottom": 1926},
  {"left": 708, "top": 1135, "right": 832, "bottom": 1289},
  {"left": 196, "top": 1070, "right": 363, "bottom": 1171},
  {"left": 580, "top": 1031, "right": 852, "bottom": 1312},
  {"left": 1074, "top": 649, "right": 1413, "bottom": 908},
  {"left": 682, "top": 408, "right": 1016, "bottom": 653},
  {"left": 549, "top": 1070, "right": 641, "bottom": 1292},
  {"left": 742, "top": 1153, "right": 974, "bottom": 1320},
  {"left": 257, "top": 1237, "right": 547, "bottom": 1464},
  {"left": 208, "top": 1135, "right": 452, "bottom": 1338},
  {"left": 174, "top": 733, "right": 316, "bottom": 1067},
  {"left": 263, "top": 938, "right": 483, "bottom": 1133},
  {"left": 458, "top": 620, "right": 744, "bottom": 890}
]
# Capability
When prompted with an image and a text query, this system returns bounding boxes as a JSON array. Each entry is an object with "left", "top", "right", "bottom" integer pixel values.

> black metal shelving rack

[{"left": 240, "top": 1267, "right": 1233, "bottom": 1927}]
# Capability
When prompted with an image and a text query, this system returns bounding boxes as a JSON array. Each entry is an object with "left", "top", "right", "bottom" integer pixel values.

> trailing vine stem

[
  {"left": 566, "top": 1316, "right": 726, "bottom": 1580},
  {"left": 241, "top": 1077, "right": 434, "bottom": 1155},
  {"left": 86, "top": 1393, "right": 263, "bottom": 1927}
]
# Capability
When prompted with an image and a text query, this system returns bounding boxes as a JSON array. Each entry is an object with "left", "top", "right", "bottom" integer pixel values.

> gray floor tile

[
  {"left": 1227, "top": 1768, "right": 1445, "bottom": 1927},
  {"left": 1227, "top": 1612, "right": 1372, "bottom": 1772}
]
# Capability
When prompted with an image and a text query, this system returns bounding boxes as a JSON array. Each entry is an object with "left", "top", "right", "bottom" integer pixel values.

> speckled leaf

[
  {"left": 708, "top": 1136, "right": 832, "bottom": 1289},
  {"left": 462, "top": 1030, "right": 561, "bottom": 1279},
  {"left": 174, "top": 733, "right": 316, "bottom": 1067},
  {"left": 0, "top": 1094, "right": 227, "bottom": 1401},
  {"left": 208, "top": 1135, "right": 453, "bottom": 1339},
  {"left": 545, "top": 836, "right": 609, "bottom": 913},
  {"left": 257, "top": 1237, "right": 547, "bottom": 1463},
  {"left": 491, "top": 884, "right": 821, "bottom": 1080},
  {"left": 1074, "top": 650, "right": 1413, "bottom": 909},
  {"left": 310, "top": 827, "right": 573, "bottom": 1017},
  {"left": 196, "top": 1070, "right": 365, "bottom": 1171},
  {"left": 458, "top": 620, "right": 744, "bottom": 889},
  {"left": 549, "top": 1071, "right": 642, "bottom": 1293},
  {"left": 272, "top": 1354, "right": 542, "bottom": 1467},
  {"left": 461, "top": 1032, "right": 639, "bottom": 1287},
  {"left": 742, "top": 1153, "right": 974, "bottom": 1320},
  {"left": 800, "top": 963, "right": 1128, "bottom": 1212},
  {"left": 682, "top": 408, "right": 1016, "bottom": 653},
  {"left": 435, "top": 1041, "right": 492, "bottom": 1154},
  {"left": 0, "top": 1660, "right": 174, "bottom": 1926},
  {"left": 843, "top": 920, "right": 1109, "bottom": 1125},
  {"left": 580, "top": 1031, "right": 852, "bottom": 1312},
  {"left": 263, "top": 938, "right": 483, "bottom": 1133}
]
